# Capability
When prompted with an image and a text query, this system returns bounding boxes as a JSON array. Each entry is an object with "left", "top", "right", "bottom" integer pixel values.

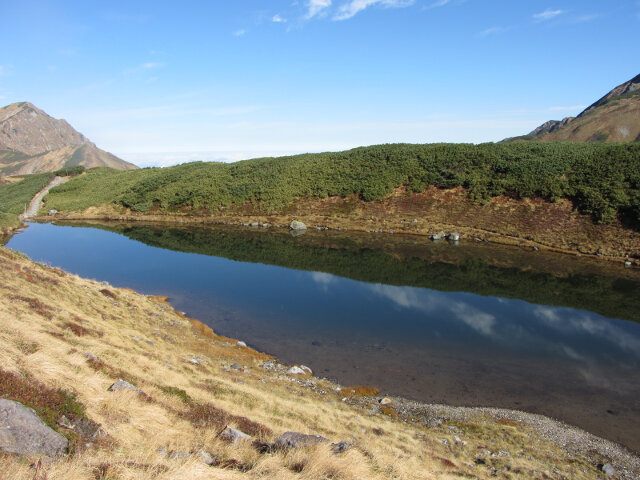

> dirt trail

[{"left": 23, "top": 176, "right": 68, "bottom": 219}]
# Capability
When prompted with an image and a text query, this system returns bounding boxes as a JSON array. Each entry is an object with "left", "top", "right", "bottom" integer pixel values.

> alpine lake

[{"left": 5, "top": 221, "right": 640, "bottom": 453}]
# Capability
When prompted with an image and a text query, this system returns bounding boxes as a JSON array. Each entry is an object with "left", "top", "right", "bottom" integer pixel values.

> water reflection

[{"left": 5, "top": 221, "right": 640, "bottom": 452}]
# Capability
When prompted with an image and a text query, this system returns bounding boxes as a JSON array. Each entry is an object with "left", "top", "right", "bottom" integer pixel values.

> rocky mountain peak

[
  {"left": 0, "top": 101, "right": 88, "bottom": 156},
  {"left": 0, "top": 102, "right": 137, "bottom": 175}
]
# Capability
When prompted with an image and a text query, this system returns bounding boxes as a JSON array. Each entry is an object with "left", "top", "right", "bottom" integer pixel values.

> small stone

[
  {"left": 169, "top": 451, "right": 190, "bottom": 459},
  {"left": 56, "top": 415, "right": 74, "bottom": 429},
  {"left": 217, "top": 425, "right": 252, "bottom": 443},
  {"left": 197, "top": 448, "right": 218, "bottom": 466},
  {"left": 85, "top": 352, "right": 97, "bottom": 361},
  {"left": 453, "top": 436, "right": 467, "bottom": 445},
  {"left": 236, "top": 341, "right": 247, "bottom": 347},
  {"left": 299, "top": 365, "right": 313, "bottom": 375},
  {"left": 230, "top": 363, "right": 242, "bottom": 371},
  {"left": 625, "top": 261, "right": 632, "bottom": 267},
  {"left": 250, "top": 222, "right": 259, "bottom": 227},
  {"left": 187, "top": 356, "right": 206, "bottom": 365},
  {"left": 289, "top": 220, "right": 307, "bottom": 231},
  {"left": 379, "top": 397, "right": 393, "bottom": 405},
  {"left": 286, "top": 366, "right": 306, "bottom": 375},
  {"left": 331, "top": 441, "right": 353, "bottom": 454},
  {"left": 601, "top": 464, "right": 615, "bottom": 476},
  {"left": 448, "top": 232, "right": 461, "bottom": 241},
  {"left": 430, "top": 231, "right": 445, "bottom": 241},
  {"left": 107, "top": 379, "right": 144, "bottom": 395}
]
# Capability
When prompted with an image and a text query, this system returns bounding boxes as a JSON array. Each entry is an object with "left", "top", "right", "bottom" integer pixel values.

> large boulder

[
  {"left": 273, "top": 431, "right": 329, "bottom": 450},
  {"left": 0, "top": 399, "right": 69, "bottom": 457}
]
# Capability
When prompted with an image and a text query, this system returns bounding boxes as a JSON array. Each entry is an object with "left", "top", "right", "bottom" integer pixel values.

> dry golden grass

[{"left": 0, "top": 246, "right": 619, "bottom": 479}]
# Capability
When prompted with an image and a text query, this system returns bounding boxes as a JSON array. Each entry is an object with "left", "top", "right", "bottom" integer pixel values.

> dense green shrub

[
  {"left": 54, "top": 166, "right": 85, "bottom": 177},
  {"left": 44, "top": 142, "right": 640, "bottom": 225}
]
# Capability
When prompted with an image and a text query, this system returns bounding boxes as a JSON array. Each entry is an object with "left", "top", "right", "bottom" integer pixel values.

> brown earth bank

[
  {"left": 44, "top": 186, "right": 640, "bottom": 264},
  {"left": 1, "top": 246, "right": 639, "bottom": 479}
]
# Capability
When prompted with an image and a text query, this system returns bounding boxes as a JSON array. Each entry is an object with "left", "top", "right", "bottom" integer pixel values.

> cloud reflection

[
  {"left": 534, "top": 306, "right": 640, "bottom": 357},
  {"left": 369, "top": 284, "right": 496, "bottom": 336}
]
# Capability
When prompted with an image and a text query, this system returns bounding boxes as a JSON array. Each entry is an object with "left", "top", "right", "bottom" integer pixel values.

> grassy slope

[
  {"left": 0, "top": 245, "right": 631, "bottom": 479},
  {"left": 45, "top": 143, "right": 640, "bottom": 226},
  {"left": 0, "top": 173, "right": 53, "bottom": 230}
]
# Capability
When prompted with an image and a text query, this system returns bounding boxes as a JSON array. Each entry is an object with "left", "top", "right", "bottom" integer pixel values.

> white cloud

[
  {"left": 571, "top": 13, "right": 600, "bottom": 23},
  {"left": 478, "top": 26, "right": 509, "bottom": 37},
  {"left": 334, "top": 0, "right": 414, "bottom": 21},
  {"left": 140, "top": 62, "right": 164, "bottom": 69},
  {"left": 305, "top": 0, "right": 332, "bottom": 19},
  {"left": 424, "top": 0, "right": 451, "bottom": 9},
  {"left": 234, "top": 29, "right": 246, "bottom": 36},
  {"left": 272, "top": 14, "right": 287, "bottom": 22},
  {"left": 532, "top": 8, "right": 565, "bottom": 21}
]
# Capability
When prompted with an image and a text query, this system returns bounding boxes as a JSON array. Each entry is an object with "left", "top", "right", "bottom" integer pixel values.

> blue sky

[{"left": 1, "top": 1, "right": 639, "bottom": 166}]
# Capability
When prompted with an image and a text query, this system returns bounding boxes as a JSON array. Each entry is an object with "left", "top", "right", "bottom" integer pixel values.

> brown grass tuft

[
  {"left": 341, "top": 385, "right": 380, "bottom": 397},
  {"left": 99, "top": 288, "right": 116, "bottom": 299},
  {"left": 183, "top": 402, "right": 272, "bottom": 438},
  {"left": 10, "top": 295, "right": 55, "bottom": 319}
]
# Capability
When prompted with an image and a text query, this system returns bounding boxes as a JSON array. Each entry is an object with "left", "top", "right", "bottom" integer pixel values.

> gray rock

[
  {"left": 217, "top": 425, "right": 252, "bottom": 443},
  {"left": 85, "top": 352, "right": 97, "bottom": 361},
  {"left": 48, "top": 209, "right": 58, "bottom": 216},
  {"left": 379, "top": 397, "right": 393, "bottom": 405},
  {"left": 230, "top": 363, "right": 242, "bottom": 371},
  {"left": 289, "top": 220, "right": 307, "bottom": 231},
  {"left": 286, "top": 366, "right": 306, "bottom": 375},
  {"left": 197, "top": 448, "right": 218, "bottom": 466},
  {"left": 250, "top": 222, "right": 259, "bottom": 227},
  {"left": 447, "top": 232, "right": 461, "bottom": 241},
  {"left": 107, "top": 379, "right": 144, "bottom": 395},
  {"left": 0, "top": 399, "right": 69, "bottom": 457},
  {"left": 169, "top": 451, "right": 190, "bottom": 459},
  {"left": 601, "top": 463, "right": 615, "bottom": 476},
  {"left": 273, "top": 431, "right": 329, "bottom": 450},
  {"left": 56, "top": 415, "right": 74, "bottom": 429},
  {"left": 331, "top": 441, "right": 353, "bottom": 454},
  {"left": 430, "top": 231, "right": 445, "bottom": 241},
  {"left": 236, "top": 341, "right": 247, "bottom": 347}
]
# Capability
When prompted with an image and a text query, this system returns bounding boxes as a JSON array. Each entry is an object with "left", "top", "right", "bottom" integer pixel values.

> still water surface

[{"left": 6, "top": 222, "right": 640, "bottom": 451}]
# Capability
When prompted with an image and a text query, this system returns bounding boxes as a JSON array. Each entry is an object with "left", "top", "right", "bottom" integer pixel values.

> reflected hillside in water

[{"left": 54, "top": 220, "right": 640, "bottom": 323}]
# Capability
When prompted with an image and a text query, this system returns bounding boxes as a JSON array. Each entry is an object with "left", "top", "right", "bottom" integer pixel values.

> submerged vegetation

[{"left": 45, "top": 142, "right": 640, "bottom": 225}]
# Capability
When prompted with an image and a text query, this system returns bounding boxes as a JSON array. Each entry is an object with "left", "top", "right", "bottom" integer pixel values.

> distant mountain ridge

[
  {"left": 507, "top": 73, "right": 640, "bottom": 143},
  {"left": 0, "top": 102, "right": 136, "bottom": 176}
]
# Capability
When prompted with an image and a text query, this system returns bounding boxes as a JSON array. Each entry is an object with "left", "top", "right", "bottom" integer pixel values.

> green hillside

[
  {"left": 0, "top": 173, "right": 53, "bottom": 230},
  {"left": 46, "top": 143, "right": 640, "bottom": 226}
]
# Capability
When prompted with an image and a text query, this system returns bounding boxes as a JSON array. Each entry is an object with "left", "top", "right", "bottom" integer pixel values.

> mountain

[
  {"left": 0, "top": 102, "right": 137, "bottom": 176},
  {"left": 508, "top": 73, "right": 640, "bottom": 143}
]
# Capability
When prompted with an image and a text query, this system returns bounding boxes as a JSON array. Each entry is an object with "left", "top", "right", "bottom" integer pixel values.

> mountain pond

[{"left": 5, "top": 221, "right": 640, "bottom": 452}]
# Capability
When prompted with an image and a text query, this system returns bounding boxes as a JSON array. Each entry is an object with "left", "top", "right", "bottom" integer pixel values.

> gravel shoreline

[{"left": 392, "top": 398, "right": 640, "bottom": 479}]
